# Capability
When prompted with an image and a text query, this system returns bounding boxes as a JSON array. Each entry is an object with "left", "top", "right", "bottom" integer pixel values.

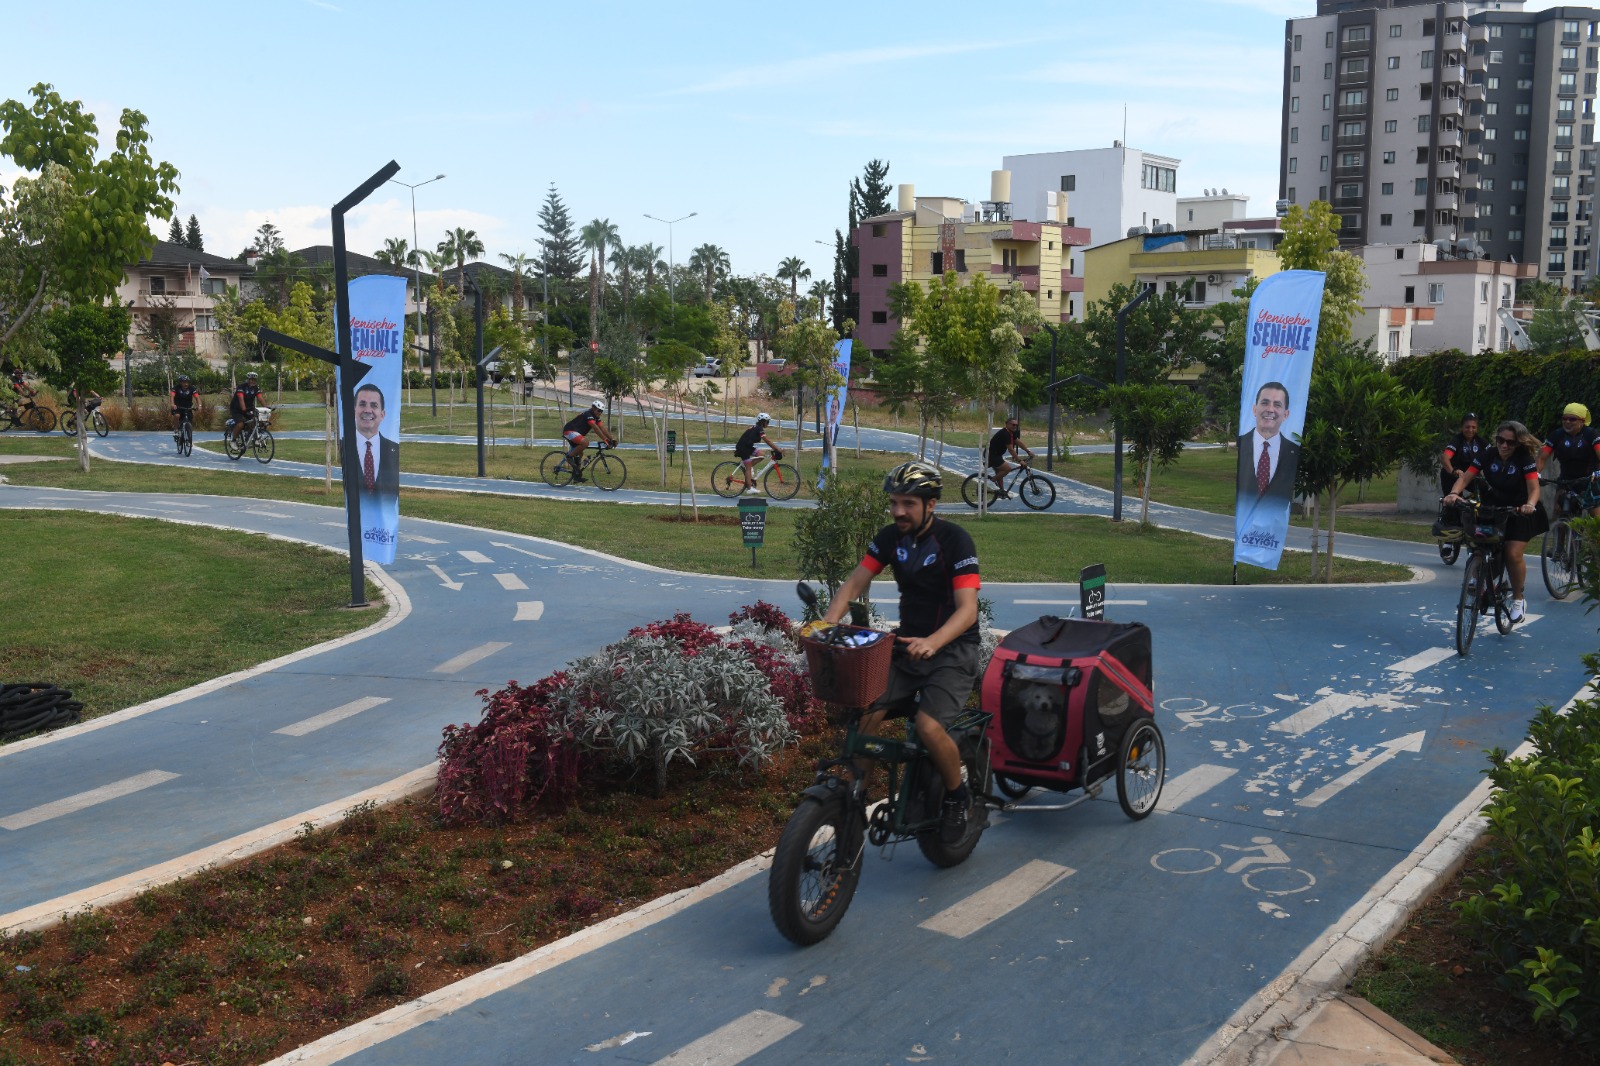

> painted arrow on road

[
  {"left": 426, "top": 564, "right": 464, "bottom": 591},
  {"left": 490, "top": 540, "right": 556, "bottom": 561},
  {"left": 1296, "top": 731, "right": 1426, "bottom": 809}
]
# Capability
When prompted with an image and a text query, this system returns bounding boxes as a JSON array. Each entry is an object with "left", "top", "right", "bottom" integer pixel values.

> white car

[{"left": 691, "top": 358, "right": 722, "bottom": 378}]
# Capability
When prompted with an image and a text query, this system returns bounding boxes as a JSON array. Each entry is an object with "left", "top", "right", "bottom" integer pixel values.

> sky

[{"left": 1, "top": 0, "right": 1575, "bottom": 283}]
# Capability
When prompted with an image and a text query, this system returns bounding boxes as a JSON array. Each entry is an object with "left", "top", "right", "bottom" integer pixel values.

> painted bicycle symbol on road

[
  {"left": 1150, "top": 836, "right": 1317, "bottom": 897},
  {"left": 1160, "top": 696, "right": 1277, "bottom": 730}
]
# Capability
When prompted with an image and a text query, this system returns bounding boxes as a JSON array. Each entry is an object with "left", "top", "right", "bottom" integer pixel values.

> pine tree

[
  {"left": 167, "top": 215, "right": 184, "bottom": 245},
  {"left": 838, "top": 160, "right": 891, "bottom": 332},
  {"left": 185, "top": 214, "right": 203, "bottom": 252},
  {"left": 536, "top": 184, "right": 583, "bottom": 282}
]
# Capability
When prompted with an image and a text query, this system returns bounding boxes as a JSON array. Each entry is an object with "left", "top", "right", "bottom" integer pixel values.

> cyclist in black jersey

[
  {"left": 1538, "top": 402, "right": 1600, "bottom": 517},
  {"left": 822, "top": 460, "right": 982, "bottom": 844},
  {"left": 170, "top": 375, "right": 199, "bottom": 439},
  {"left": 1440, "top": 412, "right": 1487, "bottom": 498},
  {"left": 733, "top": 413, "right": 780, "bottom": 493},
  {"left": 560, "top": 400, "right": 615, "bottom": 483},
  {"left": 229, "top": 372, "right": 260, "bottom": 443},
  {"left": 1445, "top": 420, "right": 1547, "bottom": 622},
  {"left": 986, "top": 417, "right": 1034, "bottom": 497}
]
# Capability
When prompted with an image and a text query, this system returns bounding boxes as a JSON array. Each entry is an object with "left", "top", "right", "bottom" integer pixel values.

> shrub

[
  {"left": 1455, "top": 652, "right": 1600, "bottom": 1044},
  {"left": 436, "top": 673, "right": 582, "bottom": 826},
  {"left": 792, "top": 473, "right": 886, "bottom": 598}
]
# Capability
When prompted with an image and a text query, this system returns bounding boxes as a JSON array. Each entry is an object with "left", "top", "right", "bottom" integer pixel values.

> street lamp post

[
  {"left": 644, "top": 211, "right": 696, "bottom": 322},
  {"left": 388, "top": 173, "right": 446, "bottom": 414}
]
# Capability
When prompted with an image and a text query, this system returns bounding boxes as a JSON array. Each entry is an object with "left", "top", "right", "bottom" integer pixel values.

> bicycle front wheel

[
  {"left": 178, "top": 423, "right": 192, "bottom": 457},
  {"left": 540, "top": 450, "right": 574, "bottom": 487},
  {"left": 1456, "top": 554, "right": 1482, "bottom": 656},
  {"left": 252, "top": 428, "right": 274, "bottom": 463},
  {"left": 26, "top": 406, "right": 54, "bottom": 432},
  {"left": 59, "top": 411, "right": 78, "bottom": 437},
  {"left": 764, "top": 462, "right": 800, "bottom": 500},
  {"left": 91, "top": 410, "right": 108, "bottom": 437},
  {"left": 224, "top": 430, "right": 246, "bottom": 461},
  {"left": 1542, "top": 521, "right": 1577, "bottom": 600},
  {"left": 1438, "top": 540, "right": 1460, "bottom": 565},
  {"left": 1018, "top": 473, "right": 1056, "bottom": 510},
  {"left": 589, "top": 453, "right": 626, "bottom": 491},
  {"left": 767, "top": 795, "right": 862, "bottom": 946},
  {"left": 711, "top": 461, "right": 745, "bottom": 498}
]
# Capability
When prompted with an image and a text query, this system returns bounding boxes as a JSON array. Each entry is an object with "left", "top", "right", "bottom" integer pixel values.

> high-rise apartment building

[{"left": 1281, "top": 0, "right": 1600, "bottom": 288}]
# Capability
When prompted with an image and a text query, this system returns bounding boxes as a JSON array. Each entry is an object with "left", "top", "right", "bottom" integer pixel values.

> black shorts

[
  {"left": 1502, "top": 506, "right": 1550, "bottom": 544},
  {"left": 871, "top": 641, "right": 980, "bottom": 729}
]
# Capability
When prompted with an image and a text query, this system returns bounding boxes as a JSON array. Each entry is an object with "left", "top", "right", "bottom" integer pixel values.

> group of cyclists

[{"left": 1440, "top": 401, "right": 1600, "bottom": 621}]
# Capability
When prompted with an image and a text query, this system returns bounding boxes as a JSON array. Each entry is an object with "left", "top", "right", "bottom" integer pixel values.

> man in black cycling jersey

[
  {"left": 7, "top": 368, "right": 35, "bottom": 402},
  {"left": 1538, "top": 402, "right": 1600, "bottom": 517},
  {"left": 229, "top": 371, "right": 260, "bottom": 443},
  {"left": 561, "top": 400, "right": 615, "bottom": 483},
  {"left": 734, "top": 413, "right": 781, "bottom": 494},
  {"left": 171, "top": 374, "right": 199, "bottom": 440},
  {"left": 822, "top": 460, "right": 982, "bottom": 844},
  {"left": 986, "top": 416, "right": 1033, "bottom": 496}
]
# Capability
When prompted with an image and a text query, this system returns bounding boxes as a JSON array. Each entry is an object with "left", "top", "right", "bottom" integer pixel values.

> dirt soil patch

[{"left": 648, "top": 513, "right": 740, "bottom": 525}]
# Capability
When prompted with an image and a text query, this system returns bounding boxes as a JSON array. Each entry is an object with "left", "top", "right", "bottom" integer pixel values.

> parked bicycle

[
  {"left": 1451, "top": 495, "right": 1518, "bottom": 656},
  {"left": 712, "top": 448, "right": 799, "bottom": 500},
  {"left": 540, "top": 439, "right": 627, "bottom": 490},
  {"left": 223, "top": 407, "right": 274, "bottom": 464},
  {"left": 0, "top": 398, "right": 55, "bottom": 433},
  {"left": 1540, "top": 474, "right": 1599, "bottom": 600},
  {"left": 962, "top": 458, "right": 1056, "bottom": 510},
  {"left": 60, "top": 398, "right": 108, "bottom": 438}
]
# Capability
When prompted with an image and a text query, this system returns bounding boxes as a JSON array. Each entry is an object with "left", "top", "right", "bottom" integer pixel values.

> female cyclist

[
  {"left": 1444, "top": 420, "right": 1548, "bottom": 622},
  {"left": 1538, "top": 402, "right": 1600, "bottom": 517}
]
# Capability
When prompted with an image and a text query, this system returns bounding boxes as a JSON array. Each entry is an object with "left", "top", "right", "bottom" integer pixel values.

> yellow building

[{"left": 1082, "top": 230, "right": 1283, "bottom": 311}]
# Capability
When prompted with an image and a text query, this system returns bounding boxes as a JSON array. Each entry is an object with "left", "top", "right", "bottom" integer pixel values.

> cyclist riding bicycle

[
  {"left": 229, "top": 372, "right": 261, "bottom": 443},
  {"left": 1445, "top": 420, "right": 1548, "bottom": 622},
  {"left": 1538, "top": 402, "right": 1600, "bottom": 517},
  {"left": 8, "top": 367, "right": 34, "bottom": 400},
  {"left": 170, "top": 374, "right": 199, "bottom": 437},
  {"left": 821, "top": 460, "right": 982, "bottom": 844},
  {"left": 734, "top": 413, "right": 782, "bottom": 494},
  {"left": 986, "top": 417, "right": 1034, "bottom": 497},
  {"left": 65, "top": 382, "right": 101, "bottom": 410},
  {"left": 561, "top": 400, "right": 615, "bottom": 483}
]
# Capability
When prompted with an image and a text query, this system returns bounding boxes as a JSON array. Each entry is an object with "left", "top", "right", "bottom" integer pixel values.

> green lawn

[{"left": 1, "top": 512, "right": 381, "bottom": 728}]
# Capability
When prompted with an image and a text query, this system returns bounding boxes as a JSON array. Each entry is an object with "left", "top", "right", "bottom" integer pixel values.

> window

[
  {"left": 1339, "top": 182, "right": 1361, "bottom": 198},
  {"left": 1511, "top": 179, "right": 1525, "bottom": 191},
  {"left": 1517, "top": 78, "right": 1533, "bottom": 89},
  {"left": 1483, "top": 152, "right": 1496, "bottom": 165},
  {"left": 1484, "top": 127, "right": 1497, "bottom": 140},
  {"left": 1287, "top": 187, "right": 1296, "bottom": 203},
  {"left": 1344, "top": 26, "right": 1368, "bottom": 43},
  {"left": 1140, "top": 164, "right": 1175, "bottom": 191},
  {"left": 1191, "top": 281, "right": 1207, "bottom": 304},
  {"left": 1341, "top": 89, "right": 1365, "bottom": 107},
  {"left": 148, "top": 276, "right": 165, "bottom": 295},
  {"left": 1338, "top": 151, "right": 1363, "bottom": 168},
  {"left": 1485, "top": 102, "right": 1498, "bottom": 115},
  {"left": 1563, "top": 46, "right": 1579, "bottom": 65},
  {"left": 1562, "top": 72, "right": 1578, "bottom": 93},
  {"left": 201, "top": 278, "right": 226, "bottom": 296},
  {"left": 1381, "top": 211, "right": 1394, "bottom": 225},
  {"left": 1429, "top": 283, "right": 1445, "bottom": 303},
  {"left": 1418, "top": 115, "right": 1432, "bottom": 132},
  {"left": 1341, "top": 120, "right": 1365, "bottom": 136},
  {"left": 1558, "top": 124, "right": 1575, "bottom": 145},
  {"left": 1404, "top": 285, "right": 1416, "bottom": 303},
  {"left": 1422, "top": 51, "right": 1434, "bottom": 69},
  {"left": 1386, "top": 87, "right": 1399, "bottom": 101},
  {"left": 1390, "top": 23, "right": 1401, "bottom": 38},
  {"left": 871, "top": 311, "right": 887, "bottom": 323},
  {"left": 1487, "top": 76, "right": 1499, "bottom": 88},
  {"left": 871, "top": 223, "right": 886, "bottom": 237},
  {"left": 1290, "top": 128, "right": 1299, "bottom": 143},
  {"left": 1323, "top": 93, "right": 1333, "bottom": 109},
  {"left": 1320, "top": 155, "right": 1329, "bottom": 171},
  {"left": 1417, "top": 147, "right": 1429, "bottom": 164},
  {"left": 930, "top": 251, "right": 943, "bottom": 274},
  {"left": 1288, "top": 157, "right": 1298, "bottom": 173},
  {"left": 1550, "top": 251, "right": 1567, "bottom": 271},
  {"left": 1509, "top": 228, "right": 1523, "bottom": 241},
  {"left": 1423, "top": 18, "right": 1436, "bottom": 35},
  {"left": 1383, "top": 150, "right": 1396, "bottom": 163},
  {"left": 1387, "top": 56, "right": 1399, "bottom": 69},
  {"left": 1326, "top": 30, "right": 1333, "bottom": 47},
  {"left": 1514, "top": 128, "right": 1529, "bottom": 141},
  {"left": 1061, "top": 174, "right": 1075, "bottom": 191},
  {"left": 1509, "top": 203, "right": 1522, "bottom": 215},
  {"left": 1384, "top": 119, "right": 1397, "bottom": 132},
  {"left": 1381, "top": 182, "right": 1394, "bottom": 194},
  {"left": 1478, "top": 324, "right": 1487, "bottom": 346},
  {"left": 1322, "top": 124, "right": 1331, "bottom": 140},
  {"left": 1324, "top": 62, "right": 1334, "bottom": 78},
  {"left": 1293, "top": 65, "right": 1301, "bottom": 82},
  {"left": 1522, "top": 52, "right": 1535, "bottom": 64},
  {"left": 1515, "top": 103, "right": 1530, "bottom": 115},
  {"left": 1291, "top": 96, "right": 1300, "bottom": 113},
  {"left": 1293, "top": 33, "right": 1302, "bottom": 51},
  {"left": 1556, "top": 176, "right": 1572, "bottom": 195},
  {"left": 1480, "top": 281, "right": 1490, "bottom": 303},
  {"left": 1481, "top": 178, "right": 1495, "bottom": 191},
  {"left": 1489, "top": 50, "right": 1504, "bottom": 64},
  {"left": 1413, "top": 210, "right": 1426, "bottom": 226},
  {"left": 1552, "top": 226, "right": 1568, "bottom": 245},
  {"left": 194, "top": 314, "right": 216, "bottom": 331},
  {"left": 1481, "top": 204, "right": 1494, "bottom": 216},
  {"left": 1415, "top": 177, "right": 1428, "bottom": 195},
  {"left": 1521, "top": 26, "right": 1535, "bottom": 39},
  {"left": 871, "top": 263, "right": 887, "bottom": 276},
  {"left": 955, "top": 249, "right": 967, "bottom": 272}
]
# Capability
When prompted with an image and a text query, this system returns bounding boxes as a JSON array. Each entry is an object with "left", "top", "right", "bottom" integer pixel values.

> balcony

[
  {"left": 1551, "top": 237, "right": 1569, "bottom": 247},
  {"left": 1438, "top": 95, "right": 1464, "bottom": 117},
  {"left": 1435, "top": 191, "right": 1460, "bottom": 210},
  {"left": 1555, "top": 162, "right": 1574, "bottom": 174},
  {"left": 1335, "top": 133, "right": 1366, "bottom": 148}
]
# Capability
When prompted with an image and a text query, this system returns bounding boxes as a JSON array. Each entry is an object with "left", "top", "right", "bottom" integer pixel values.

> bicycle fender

[{"left": 801, "top": 775, "right": 854, "bottom": 807}]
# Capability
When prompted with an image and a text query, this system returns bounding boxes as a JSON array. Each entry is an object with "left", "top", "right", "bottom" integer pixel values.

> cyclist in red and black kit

[
  {"left": 170, "top": 374, "right": 199, "bottom": 440},
  {"left": 734, "top": 413, "right": 781, "bottom": 493},
  {"left": 560, "top": 400, "right": 615, "bottom": 483},
  {"left": 229, "top": 372, "right": 260, "bottom": 443},
  {"left": 1445, "top": 420, "right": 1548, "bottom": 622},
  {"left": 8, "top": 368, "right": 35, "bottom": 402},
  {"left": 823, "top": 460, "right": 983, "bottom": 844},
  {"left": 1538, "top": 402, "right": 1600, "bottom": 517}
]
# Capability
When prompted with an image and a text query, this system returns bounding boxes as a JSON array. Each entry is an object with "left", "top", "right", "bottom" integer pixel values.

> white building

[
  {"left": 1003, "top": 143, "right": 1181, "bottom": 317},
  {"left": 1352, "top": 241, "right": 1536, "bottom": 358}
]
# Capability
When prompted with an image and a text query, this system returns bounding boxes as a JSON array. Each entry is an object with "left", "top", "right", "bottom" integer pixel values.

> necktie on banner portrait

[
  {"left": 817, "top": 339, "right": 852, "bottom": 485},
  {"left": 1233, "top": 269, "right": 1325, "bottom": 572},
  {"left": 337, "top": 274, "right": 407, "bottom": 566}
]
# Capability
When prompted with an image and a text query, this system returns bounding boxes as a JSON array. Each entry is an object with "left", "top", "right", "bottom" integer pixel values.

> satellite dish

[{"left": 1222, "top": 187, "right": 1229, "bottom": 195}]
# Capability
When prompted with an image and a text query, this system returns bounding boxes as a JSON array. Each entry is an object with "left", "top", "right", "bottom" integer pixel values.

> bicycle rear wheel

[
  {"left": 915, "top": 734, "right": 989, "bottom": 869},
  {"left": 589, "top": 453, "right": 626, "bottom": 491},
  {"left": 1455, "top": 554, "right": 1482, "bottom": 656},
  {"left": 25, "top": 406, "right": 54, "bottom": 432},
  {"left": 764, "top": 462, "right": 800, "bottom": 500},
  {"left": 60, "top": 411, "right": 78, "bottom": 436},
  {"left": 1018, "top": 473, "right": 1056, "bottom": 510},
  {"left": 711, "top": 461, "right": 746, "bottom": 498},
  {"left": 252, "top": 428, "right": 275, "bottom": 463},
  {"left": 91, "top": 410, "right": 108, "bottom": 437},
  {"left": 961, "top": 474, "right": 990, "bottom": 509},
  {"left": 540, "top": 450, "right": 574, "bottom": 487},
  {"left": 1542, "top": 521, "right": 1577, "bottom": 600}
]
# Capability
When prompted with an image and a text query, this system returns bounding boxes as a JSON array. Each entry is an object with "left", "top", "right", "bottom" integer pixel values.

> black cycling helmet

[
  {"left": 883, "top": 460, "right": 942, "bottom": 499},
  {"left": 177, "top": 374, "right": 190, "bottom": 383},
  {"left": 245, "top": 371, "right": 259, "bottom": 380}
]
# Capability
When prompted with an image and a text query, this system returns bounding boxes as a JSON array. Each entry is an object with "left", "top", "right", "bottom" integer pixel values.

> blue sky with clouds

[{"left": 1, "top": 0, "right": 1571, "bottom": 281}]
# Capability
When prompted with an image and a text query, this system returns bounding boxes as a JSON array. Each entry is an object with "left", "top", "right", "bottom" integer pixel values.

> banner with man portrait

[
  {"left": 337, "top": 274, "right": 407, "bottom": 566},
  {"left": 1233, "top": 269, "right": 1325, "bottom": 571},
  {"left": 818, "top": 338, "right": 852, "bottom": 483}
]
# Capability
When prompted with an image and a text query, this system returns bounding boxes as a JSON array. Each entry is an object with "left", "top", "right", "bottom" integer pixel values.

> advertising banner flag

[
  {"left": 338, "top": 274, "right": 407, "bottom": 565},
  {"left": 818, "top": 338, "right": 852, "bottom": 483},
  {"left": 1233, "top": 269, "right": 1326, "bottom": 571}
]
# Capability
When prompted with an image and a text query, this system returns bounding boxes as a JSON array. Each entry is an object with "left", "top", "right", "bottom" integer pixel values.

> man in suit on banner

[
  {"left": 1237, "top": 380, "right": 1301, "bottom": 504},
  {"left": 353, "top": 382, "right": 400, "bottom": 500}
]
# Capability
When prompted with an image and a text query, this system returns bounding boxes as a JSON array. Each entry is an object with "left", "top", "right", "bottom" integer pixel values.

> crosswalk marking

[
  {"left": 400, "top": 533, "right": 444, "bottom": 544},
  {"left": 918, "top": 859, "right": 1074, "bottom": 938},
  {"left": 244, "top": 509, "right": 292, "bottom": 519},
  {"left": 493, "top": 573, "right": 528, "bottom": 591},
  {"left": 1157, "top": 764, "right": 1237, "bottom": 811},
  {"left": 458, "top": 550, "right": 493, "bottom": 564},
  {"left": 1385, "top": 647, "right": 1454, "bottom": 676},
  {"left": 1, "top": 771, "right": 180, "bottom": 831},
  {"left": 650, "top": 1010, "right": 801, "bottom": 1065},
  {"left": 431, "top": 642, "right": 511, "bottom": 674},
  {"left": 274, "top": 697, "right": 390, "bottom": 737},
  {"left": 514, "top": 601, "right": 545, "bottom": 621}
]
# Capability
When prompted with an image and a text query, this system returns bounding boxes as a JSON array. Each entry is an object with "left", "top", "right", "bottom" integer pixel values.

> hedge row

[{"left": 1390, "top": 350, "right": 1600, "bottom": 436}]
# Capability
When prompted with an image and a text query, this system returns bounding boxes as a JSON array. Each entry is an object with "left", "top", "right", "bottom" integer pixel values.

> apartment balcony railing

[{"left": 1551, "top": 237, "right": 1569, "bottom": 247}]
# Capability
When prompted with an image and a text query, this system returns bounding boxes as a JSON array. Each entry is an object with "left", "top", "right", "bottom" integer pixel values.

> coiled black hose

[{"left": 1, "top": 683, "right": 83, "bottom": 740}]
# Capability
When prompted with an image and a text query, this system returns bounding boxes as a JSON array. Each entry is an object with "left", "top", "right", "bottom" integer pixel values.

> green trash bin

[{"left": 666, "top": 429, "right": 677, "bottom": 463}]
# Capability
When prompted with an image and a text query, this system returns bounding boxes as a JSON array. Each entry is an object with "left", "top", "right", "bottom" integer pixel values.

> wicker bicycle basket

[{"left": 802, "top": 627, "right": 895, "bottom": 707}]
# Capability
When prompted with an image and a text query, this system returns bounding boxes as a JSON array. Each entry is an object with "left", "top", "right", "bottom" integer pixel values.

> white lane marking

[
  {"left": 274, "top": 697, "right": 391, "bottom": 737},
  {"left": 1157, "top": 764, "right": 1237, "bottom": 811},
  {"left": 161, "top": 501, "right": 208, "bottom": 509},
  {"left": 514, "top": 601, "right": 545, "bottom": 621},
  {"left": 1521, "top": 612, "right": 1544, "bottom": 625},
  {"left": 1014, "top": 599, "right": 1074, "bottom": 605},
  {"left": 432, "top": 641, "right": 511, "bottom": 674},
  {"left": 401, "top": 533, "right": 444, "bottom": 544},
  {"left": 321, "top": 521, "right": 345, "bottom": 528},
  {"left": 1297, "top": 731, "right": 1427, "bottom": 809},
  {"left": 426, "top": 564, "right": 463, "bottom": 591},
  {"left": 1385, "top": 647, "right": 1455, "bottom": 676},
  {"left": 458, "top": 549, "right": 493, "bottom": 564},
  {"left": 1, "top": 771, "right": 180, "bottom": 831},
  {"left": 244, "top": 509, "right": 292, "bottom": 519},
  {"left": 918, "top": 859, "right": 1074, "bottom": 939},
  {"left": 1269, "top": 692, "right": 1368, "bottom": 738},
  {"left": 493, "top": 572, "right": 528, "bottom": 591},
  {"left": 491, "top": 540, "right": 555, "bottom": 560},
  {"left": 649, "top": 1010, "right": 801, "bottom": 1065}
]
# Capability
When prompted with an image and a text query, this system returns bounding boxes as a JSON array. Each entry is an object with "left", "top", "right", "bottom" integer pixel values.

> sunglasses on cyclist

[
  {"left": 1496, "top": 436, "right": 1518, "bottom": 445},
  {"left": 1563, "top": 414, "right": 1583, "bottom": 422}
]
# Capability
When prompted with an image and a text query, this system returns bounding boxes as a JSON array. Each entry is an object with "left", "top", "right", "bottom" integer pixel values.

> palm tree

[
  {"left": 610, "top": 245, "right": 636, "bottom": 321},
  {"left": 808, "top": 279, "right": 835, "bottom": 320},
  {"left": 375, "top": 237, "right": 414, "bottom": 268},
  {"left": 776, "top": 256, "right": 811, "bottom": 303},
  {"left": 441, "top": 227, "right": 485, "bottom": 293},
  {"left": 499, "top": 252, "right": 533, "bottom": 322},
  {"left": 688, "top": 244, "right": 731, "bottom": 304},
  {"left": 639, "top": 242, "right": 666, "bottom": 288},
  {"left": 580, "top": 218, "right": 620, "bottom": 345}
]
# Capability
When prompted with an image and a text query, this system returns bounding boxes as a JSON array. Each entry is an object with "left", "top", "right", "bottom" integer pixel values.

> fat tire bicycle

[
  {"left": 1451, "top": 496, "right": 1518, "bottom": 657},
  {"left": 540, "top": 440, "right": 627, "bottom": 490},
  {"left": 1540, "top": 474, "right": 1598, "bottom": 600},
  {"left": 224, "top": 408, "right": 275, "bottom": 464},
  {"left": 171, "top": 410, "right": 195, "bottom": 457},
  {"left": 962, "top": 459, "right": 1056, "bottom": 510},
  {"left": 712, "top": 449, "right": 800, "bottom": 500},
  {"left": 768, "top": 583, "right": 995, "bottom": 947},
  {"left": 1, "top": 399, "right": 56, "bottom": 433},
  {"left": 60, "top": 401, "right": 108, "bottom": 438}
]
